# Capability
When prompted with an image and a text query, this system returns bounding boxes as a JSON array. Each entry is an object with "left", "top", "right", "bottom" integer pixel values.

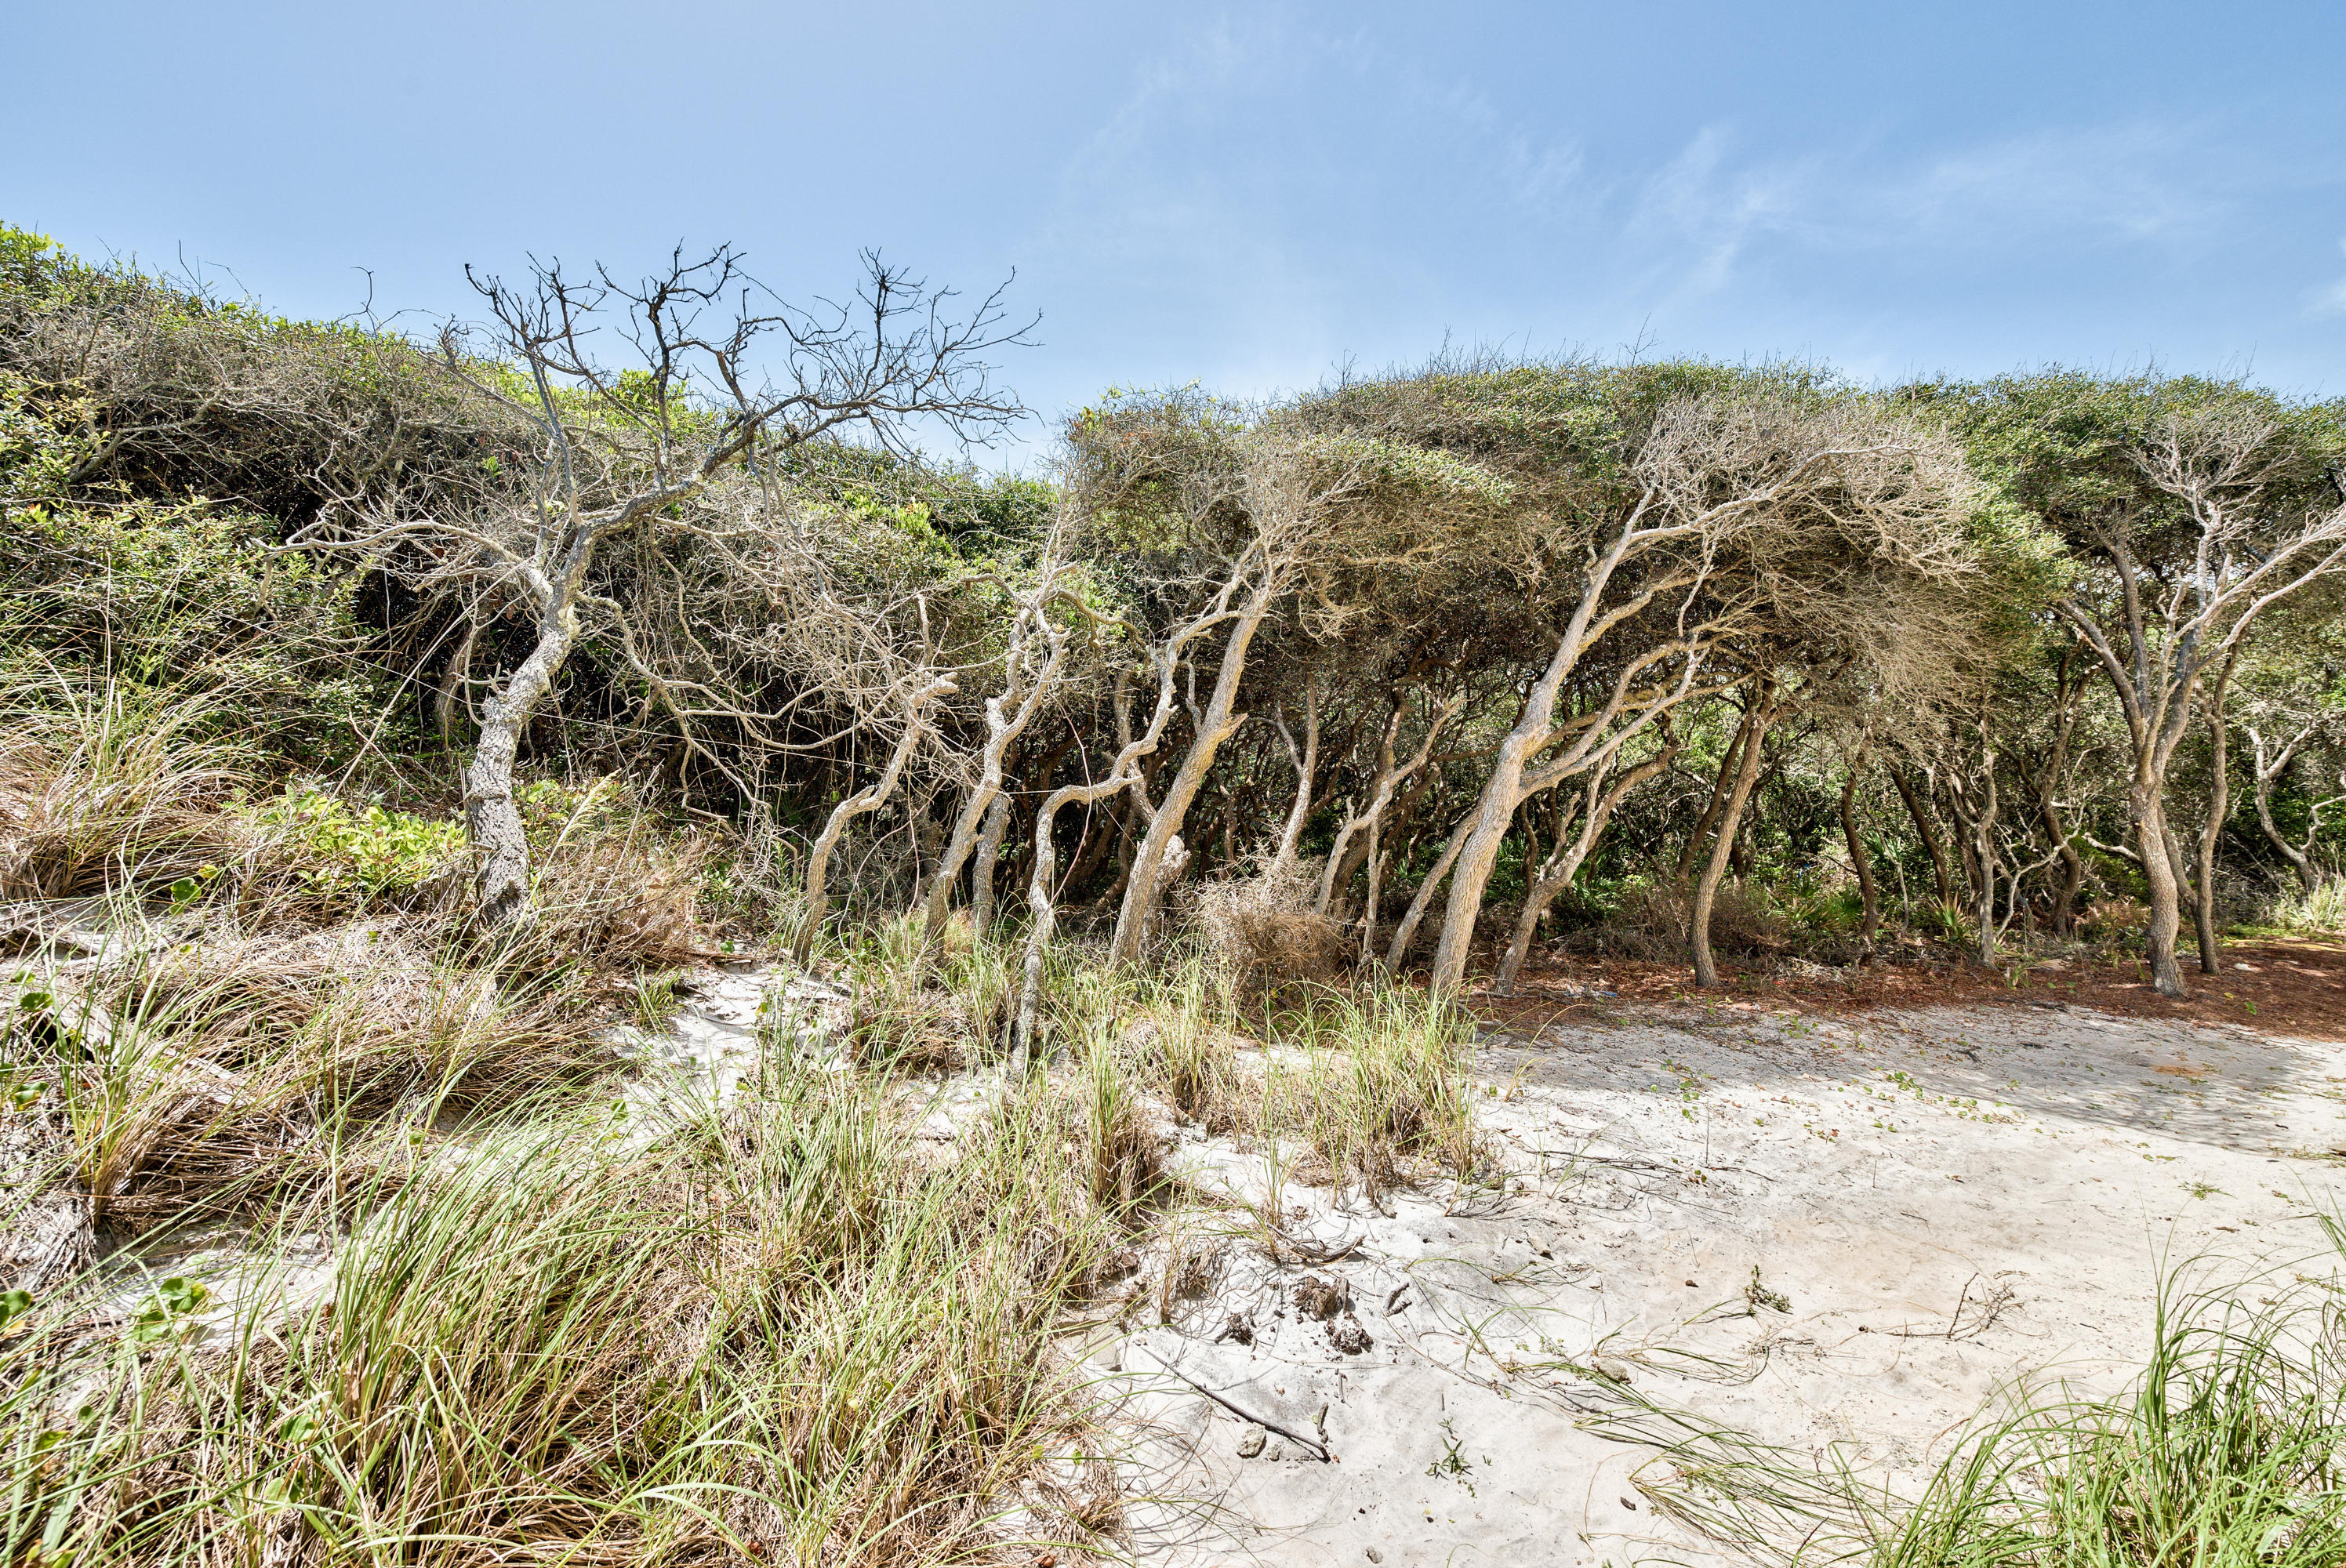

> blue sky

[{"left": 12, "top": 2, "right": 2344, "bottom": 463}]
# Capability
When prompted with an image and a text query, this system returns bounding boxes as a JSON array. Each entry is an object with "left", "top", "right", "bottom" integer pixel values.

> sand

[{"left": 1102, "top": 998, "right": 2346, "bottom": 1566}]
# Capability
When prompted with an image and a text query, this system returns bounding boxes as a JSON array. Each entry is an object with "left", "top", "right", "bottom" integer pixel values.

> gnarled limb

[{"left": 797, "top": 674, "right": 957, "bottom": 962}]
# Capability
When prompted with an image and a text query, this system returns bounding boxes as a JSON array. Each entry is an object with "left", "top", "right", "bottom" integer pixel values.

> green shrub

[{"left": 252, "top": 787, "right": 464, "bottom": 896}]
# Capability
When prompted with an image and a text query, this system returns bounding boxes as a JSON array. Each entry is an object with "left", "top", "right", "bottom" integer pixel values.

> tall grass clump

[
  {"left": 1127, "top": 954, "right": 1247, "bottom": 1134},
  {"left": 21, "top": 922, "right": 605, "bottom": 1240},
  {"left": 843, "top": 913, "right": 1020, "bottom": 1070},
  {"left": 1863, "top": 1261, "right": 2346, "bottom": 1568},
  {"left": 1267, "top": 985, "right": 1484, "bottom": 1201},
  {"left": 0, "top": 1063, "right": 1129, "bottom": 1566},
  {"left": 0, "top": 677, "right": 255, "bottom": 900},
  {"left": 2266, "top": 879, "right": 2346, "bottom": 937}
]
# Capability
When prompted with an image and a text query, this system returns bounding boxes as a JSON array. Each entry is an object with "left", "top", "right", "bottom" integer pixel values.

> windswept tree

[
  {"left": 1062, "top": 383, "right": 1518, "bottom": 963},
  {"left": 1939, "top": 374, "right": 2346, "bottom": 995},
  {"left": 1415, "top": 373, "right": 1984, "bottom": 993},
  {"left": 289, "top": 246, "right": 1030, "bottom": 931},
  {"left": 2237, "top": 590, "right": 2346, "bottom": 895}
]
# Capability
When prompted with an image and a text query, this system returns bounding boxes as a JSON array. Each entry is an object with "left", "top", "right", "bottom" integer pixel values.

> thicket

[{"left": 11, "top": 223, "right": 2337, "bottom": 1003}]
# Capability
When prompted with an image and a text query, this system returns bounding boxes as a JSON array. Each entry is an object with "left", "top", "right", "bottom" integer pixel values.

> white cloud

[
  {"left": 2311, "top": 238, "right": 2346, "bottom": 318},
  {"left": 1890, "top": 122, "right": 2227, "bottom": 244},
  {"left": 1626, "top": 126, "right": 1820, "bottom": 301}
]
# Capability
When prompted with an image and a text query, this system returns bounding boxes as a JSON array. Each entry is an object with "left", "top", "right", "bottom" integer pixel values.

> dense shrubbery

[{"left": 4, "top": 223, "right": 2340, "bottom": 998}]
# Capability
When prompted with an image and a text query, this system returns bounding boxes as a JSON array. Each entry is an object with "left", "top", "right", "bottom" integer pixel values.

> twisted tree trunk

[
  {"left": 968, "top": 789, "right": 1013, "bottom": 931},
  {"left": 1837, "top": 735, "right": 1879, "bottom": 949},
  {"left": 1491, "top": 745, "right": 1676, "bottom": 995},
  {"left": 796, "top": 677, "right": 957, "bottom": 963},
  {"left": 2192, "top": 652, "right": 2238, "bottom": 975},
  {"left": 463, "top": 622, "right": 574, "bottom": 932},
  {"left": 1690, "top": 684, "right": 1774, "bottom": 988}
]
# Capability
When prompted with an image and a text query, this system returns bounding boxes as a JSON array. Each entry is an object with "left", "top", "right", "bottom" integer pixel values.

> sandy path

[{"left": 1110, "top": 1001, "right": 2346, "bottom": 1566}]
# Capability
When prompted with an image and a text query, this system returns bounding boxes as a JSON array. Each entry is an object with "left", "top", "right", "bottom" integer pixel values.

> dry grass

[
  {"left": 0, "top": 1064, "right": 1132, "bottom": 1566},
  {"left": 1186, "top": 862, "right": 1349, "bottom": 999},
  {"left": 6, "top": 913, "right": 609, "bottom": 1265},
  {"left": 0, "top": 674, "right": 1503, "bottom": 1566},
  {"left": 1596, "top": 879, "right": 1789, "bottom": 960},
  {"left": 0, "top": 679, "right": 252, "bottom": 901}
]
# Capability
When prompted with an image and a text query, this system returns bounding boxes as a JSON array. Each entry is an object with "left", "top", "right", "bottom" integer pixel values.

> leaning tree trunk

[
  {"left": 795, "top": 677, "right": 956, "bottom": 964},
  {"left": 1690, "top": 691, "right": 1773, "bottom": 989},
  {"left": 463, "top": 620, "right": 574, "bottom": 932},
  {"left": 2134, "top": 785, "right": 2189, "bottom": 998},
  {"left": 2192, "top": 655, "right": 2237, "bottom": 975},
  {"left": 1892, "top": 771, "right": 1956, "bottom": 909},
  {"left": 2251, "top": 761, "right": 2322, "bottom": 894},
  {"left": 1359, "top": 821, "right": 1387, "bottom": 967},
  {"left": 1838, "top": 743, "right": 1879, "bottom": 949},
  {"left": 922, "top": 620, "right": 1067, "bottom": 943},
  {"left": 1677, "top": 720, "right": 1752, "bottom": 881},
  {"left": 1014, "top": 792, "right": 1076, "bottom": 1067},
  {"left": 2040, "top": 784, "right": 2087, "bottom": 938},
  {"left": 1970, "top": 755, "right": 1998, "bottom": 968},
  {"left": 1430, "top": 634, "right": 1585, "bottom": 993},
  {"left": 1387, "top": 823, "right": 1471, "bottom": 972},
  {"left": 1018, "top": 770, "right": 1145, "bottom": 1061},
  {"left": 1269, "top": 674, "right": 1320, "bottom": 874},
  {"left": 1109, "top": 587, "right": 1276, "bottom": 963},
  {"left": 968, "top": 789, "right": 1013, "bottom": 931}
]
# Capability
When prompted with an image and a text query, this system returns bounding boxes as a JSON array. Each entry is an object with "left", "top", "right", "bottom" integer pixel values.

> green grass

[
  {"left": 1, "top": 1062, "right": 1131, "bottom": 1566},
  {"left": 1599, "top": 1232, "right": 2346, "bottom": 1567},
  {"left": 1264, "top": 984, "right": 1486, "bottom": 1201},
  {"left": 2264, "top": 880, "right": 2346, "bottom": 938}
]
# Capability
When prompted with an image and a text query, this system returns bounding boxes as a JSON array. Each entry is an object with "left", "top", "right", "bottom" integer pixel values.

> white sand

[{"left": 1105, "top": 1000, "right": 2346, "bottom": 1566}]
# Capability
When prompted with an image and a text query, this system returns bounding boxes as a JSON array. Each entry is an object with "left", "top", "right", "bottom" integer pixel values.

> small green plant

[
  {"left": 256, "top": 788, "right": 464, "bottom": 896},
  {"left": 1425, "top": 1417, "right": 1480, "bottom": 1496},
  {"left": 631, "top": 971, "right": 680, "bottom": 1031},
  {"left": 164, "top": 866, "right": 218, "bottom": 911},
  {"left": 125, "top": 1276, "right": 208, "bottom": 1342},
  {"left": 2266, "top": 879, "right": 2346, "bottom": 936},
  {"left": 1745, "top": 1266, "right": 1791, "bottom": 1314}
]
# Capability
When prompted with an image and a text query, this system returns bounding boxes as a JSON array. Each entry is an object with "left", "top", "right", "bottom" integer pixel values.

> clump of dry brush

[{"left": 0, "top": 673, "right": 716, "bottom": 1282}]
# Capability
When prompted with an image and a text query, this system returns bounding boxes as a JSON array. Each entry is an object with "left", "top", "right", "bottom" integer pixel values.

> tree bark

[
  {"left": 1892, "top": 770, "right": 1956, "bottom": 909},
  {"left": 922, "top": 612, "right": 1067, "bottom": 942},
  {"left": 1018, "top": 664, "right": 1180, "bottom": 1059},
  {"left": 435, "top": 619, "right": 478, "bottom": 745},
  {"left": 1269, "top": 673, "right": 1320, "bottom": 873},
  {"left": 1969, "top": 731, "right": 1999, "bottom": 967},
  {"left": 1359, "top": 821, "right": 1387, "bottom": 967},
  {"left": 1429, "top": 636, "right": 1585, "bottom": 993},
  {"left": 1837, "top": 738, "right": 1879, "bottom": 948},
  {"left": 2192, "top": 653, "right": 2238, "bottom": 974},
  {"left": 463, "top": 622, "right": 572, "bottom": 932},
  {"left": 2249, "top": 724, "right": 2327, "bottom": 893},
  {"left": 1387, "top": 822, "right": 1470, "bottom": 971},
  {"left": 1690, "top": 686, "right": 1774, "bottom": 988},
  {"left": 2134, "top": 784, "right": 2189, "bottom": 997},
  {"left": 1677, "top": 720, "right": 1752, "bottom": 882},
  {"left": 968, "top": 785, "right": 1013, "bottom": 932}
]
